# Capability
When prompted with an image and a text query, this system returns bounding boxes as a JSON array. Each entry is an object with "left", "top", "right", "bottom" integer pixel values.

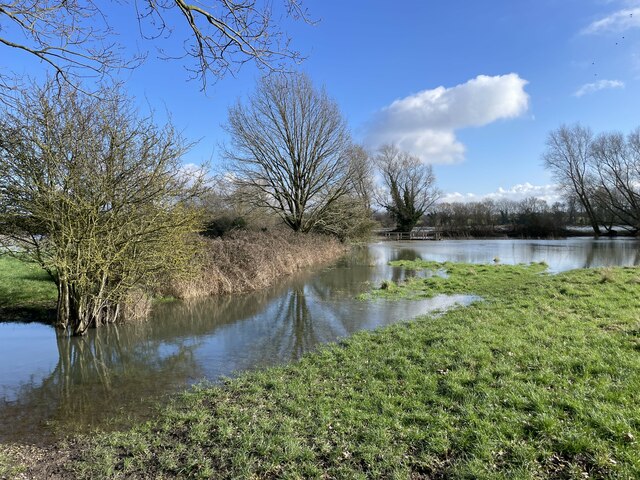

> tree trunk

[
  {"left": 55, "top": 280, "right": 115, "bottom": 335},
  {"left": 55, "top": 279, "right": 71, "bottom": 331},
  {"left": 587, "top": 213, "right": 601, "bottom": 237}
]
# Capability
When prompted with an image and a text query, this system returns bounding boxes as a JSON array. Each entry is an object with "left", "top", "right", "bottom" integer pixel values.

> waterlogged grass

[
  {"left": 0, "top": 255, "right": 56, "bottom": 320},
  {"left": 65, "top": 261, "right": 640, "bottom": 479}
]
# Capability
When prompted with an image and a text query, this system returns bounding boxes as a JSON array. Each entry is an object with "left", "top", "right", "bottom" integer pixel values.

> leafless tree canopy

[
  {"left": 224, "top": 73, "right": 354, "bottom": 233},
  {"left": 543, "top": 125, "right": 601, "bottom": 235},
  {"left": 0, "top": 81, "right": 207, "bottom": 335},
  {"left": 543, "top": 124, "right": 640, "bottom": 235},
  {"left": 590, "top": 129, "right": 640, "bottom": 231},
  {"left": 346, "top": 144, "right": 374, "bottom": 212},
  {"left": 0, "top": 0, "right": 309, "bottom": 95},
  {"left": 375, "top": 144, "right": 440, "bottom": 232}
]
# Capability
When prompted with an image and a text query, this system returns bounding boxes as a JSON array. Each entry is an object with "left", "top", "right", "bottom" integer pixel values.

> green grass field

[
  {"left": 0, "top": 255, "right": 57, "bottom": 321},
  {"left": 61, "top": 261, "right": 640, "bottom": 479}
]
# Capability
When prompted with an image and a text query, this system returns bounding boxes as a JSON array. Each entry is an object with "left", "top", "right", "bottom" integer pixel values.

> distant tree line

[
  {"left": 544, "top": 124, "right": 640, "bottom": 236},
  {"left": 426, "top": 198, "right": 589, "bottom": 238}
]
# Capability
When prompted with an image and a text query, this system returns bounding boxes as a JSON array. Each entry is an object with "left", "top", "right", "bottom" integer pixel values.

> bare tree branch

[
  {"left": 223, "top": 73, "right": 355, "bottom": 233},
  {"left": 0, "top": 0, "right": 310, "bottom": 95}
]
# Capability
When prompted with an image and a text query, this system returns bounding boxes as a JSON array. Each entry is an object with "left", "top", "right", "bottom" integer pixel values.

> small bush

[
  {"left": 380, "top": 280, "right": 397, "bottom": 291},
  {"left": 600, "top": 267, "right": 615, "bottom": 284},
  {"left": 201, "top": 215, "right": 247, "bottom": 238}
]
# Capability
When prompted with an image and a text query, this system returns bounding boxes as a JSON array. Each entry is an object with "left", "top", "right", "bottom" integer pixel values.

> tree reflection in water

[
  {"left": 0, "top": 280, "right": 323, "bottom": 444},
  {"left": 0, "top": 321, "right": 201, "bottom": 444}
]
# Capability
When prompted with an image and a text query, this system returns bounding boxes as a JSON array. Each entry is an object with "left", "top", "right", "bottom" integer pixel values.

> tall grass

[{"left": 168, "top": 230, "right": 347, "bottom": 299}]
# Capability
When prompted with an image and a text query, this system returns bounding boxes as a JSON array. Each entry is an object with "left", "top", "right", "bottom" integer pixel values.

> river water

[{"left": 1, "top": 237, "right": 639, "bottom": 444}]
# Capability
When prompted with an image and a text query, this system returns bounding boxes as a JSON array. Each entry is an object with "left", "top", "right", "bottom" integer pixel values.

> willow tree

[
  {"left": 375, "top": 144, "right": 440, "bottom": 232},
  {"left": 0, "top": 82, "right": 206, "bottom": 335},
  {"left": 224, "top": 73, "right": 354, "bottom": 233}
]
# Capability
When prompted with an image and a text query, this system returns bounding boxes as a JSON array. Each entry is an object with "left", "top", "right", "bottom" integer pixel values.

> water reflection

[
  {"left": 1, "top": 238, "right": 638, "bottom": 444},
  {"left": 370, "top": 237, "right": 640, "bottom": 272},
  {"left": 0, "top": 322, "right": 202, "bottom": 443}
]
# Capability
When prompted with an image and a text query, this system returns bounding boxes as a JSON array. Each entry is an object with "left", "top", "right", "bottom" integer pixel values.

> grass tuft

[
  {"left": 379, "top": 279, "right": 397, "bottom": 291},
  {"left": 600, "top": 267, "right": 616, "bottom": 284}
]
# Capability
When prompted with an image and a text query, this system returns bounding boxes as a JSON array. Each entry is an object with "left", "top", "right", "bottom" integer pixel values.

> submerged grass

[{"left": 54, "top": 260, "right": 640, "bottom": 479}]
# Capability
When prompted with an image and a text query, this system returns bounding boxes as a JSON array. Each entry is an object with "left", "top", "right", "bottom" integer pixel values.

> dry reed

[{"left": 168, "top": 230, "right": 348, "bottom": 299}]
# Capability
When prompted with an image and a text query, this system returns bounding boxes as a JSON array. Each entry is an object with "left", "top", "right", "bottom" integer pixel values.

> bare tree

[
  {"left": 591, "top": 130, "right": 640, "bottom": 232},
  {"left": 346, "top": 144, "right": 374, "bottom": 212},
  {"left": 543, "top": 124, "right": 601, "bottom": 235},
  {"left": 0, "top": 0, "right": 309, "bottom": 96},
  {"left": 374, "top": 144, "right": 440, "bottom": 232},
  {"left": 306, "top": 143, "right": 377, "bottom": 240},
  {"left": 0, "top": 81, "right": 206, "bottom": 335},
  {"left": 223, "top": 73, "right": 354, "bottom": 233}
]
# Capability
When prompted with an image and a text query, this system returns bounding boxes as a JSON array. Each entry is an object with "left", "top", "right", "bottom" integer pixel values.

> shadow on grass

[
  {"left": 0, "top": 306, "right": 56, "bottom": 325},
  {"left": 18, "top": 273, "right": 56, "bottom": 283}
]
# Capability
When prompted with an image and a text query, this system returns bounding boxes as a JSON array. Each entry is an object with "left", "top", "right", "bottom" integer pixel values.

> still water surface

[{"left": 1, "top": 237, "right": 638, "bottom": 444}]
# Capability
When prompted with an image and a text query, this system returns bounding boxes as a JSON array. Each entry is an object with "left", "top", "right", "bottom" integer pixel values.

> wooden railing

[{"left": 381, "top": 230, "right": 442, "bottom": 241}]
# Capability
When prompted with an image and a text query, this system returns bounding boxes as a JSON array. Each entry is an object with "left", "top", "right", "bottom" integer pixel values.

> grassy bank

[
  {"left": 23, "top": 260, "right": 637, "bottom": 478},
  {"left": 0, "top": 255, "right": 57, "bottom": 322}
]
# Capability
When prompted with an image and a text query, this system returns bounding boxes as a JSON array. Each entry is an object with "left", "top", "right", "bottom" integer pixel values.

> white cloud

[
  {"left": 440, "top": 183, "right": 561, "bottom": 204},
  {"left": 179, "top": 162, "right": 211, "bottom": 187},
  {"left": 365, "top": 74, "right": 529, "bottom": 164},
  {"left": 574, "top": 79, "right": 625, "bottom": 97},
  {"left": 582, "top": 7, "right": 640, "bottom": 34}
]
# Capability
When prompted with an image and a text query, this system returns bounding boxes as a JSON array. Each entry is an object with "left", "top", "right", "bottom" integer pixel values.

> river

[{"left": 1, "top": 237, "right": 638, "bottom": 444}]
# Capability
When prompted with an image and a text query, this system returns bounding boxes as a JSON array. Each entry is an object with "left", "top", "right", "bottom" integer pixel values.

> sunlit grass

[
  {"left": 58, "top": 261, "right": 640, "bottom": 478},
  {"left": 0, "top": 256, "right": 57, "bottom": 319}
]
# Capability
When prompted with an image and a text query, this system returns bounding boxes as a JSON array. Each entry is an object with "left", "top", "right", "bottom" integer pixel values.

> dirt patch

[{"left": 1, "top": 443, "right": 75, "bottom": 480}]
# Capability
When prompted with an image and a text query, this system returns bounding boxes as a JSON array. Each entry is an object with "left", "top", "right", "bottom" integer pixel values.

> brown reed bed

[{"left": 167, "top": 230, "right": 348, "bottom": 299}]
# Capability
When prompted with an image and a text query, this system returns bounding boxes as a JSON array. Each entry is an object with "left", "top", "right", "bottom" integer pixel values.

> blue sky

[{"left": 4, "top": 0, "right": 640, "bottom": 203}]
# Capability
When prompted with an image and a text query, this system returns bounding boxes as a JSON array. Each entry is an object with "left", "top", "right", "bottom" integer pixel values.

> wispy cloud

[
  {"left": 440, "top": 183, "right": 561, "bottom": 204},
  {"left": 365, "top": 74, "right": 529, "bottom": 164},
  {"left": 582, "top": 7, "right": 640, "bottom": 34},
  {"left": 574, "top": 79, "right": 624, "bottom": 97}
]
